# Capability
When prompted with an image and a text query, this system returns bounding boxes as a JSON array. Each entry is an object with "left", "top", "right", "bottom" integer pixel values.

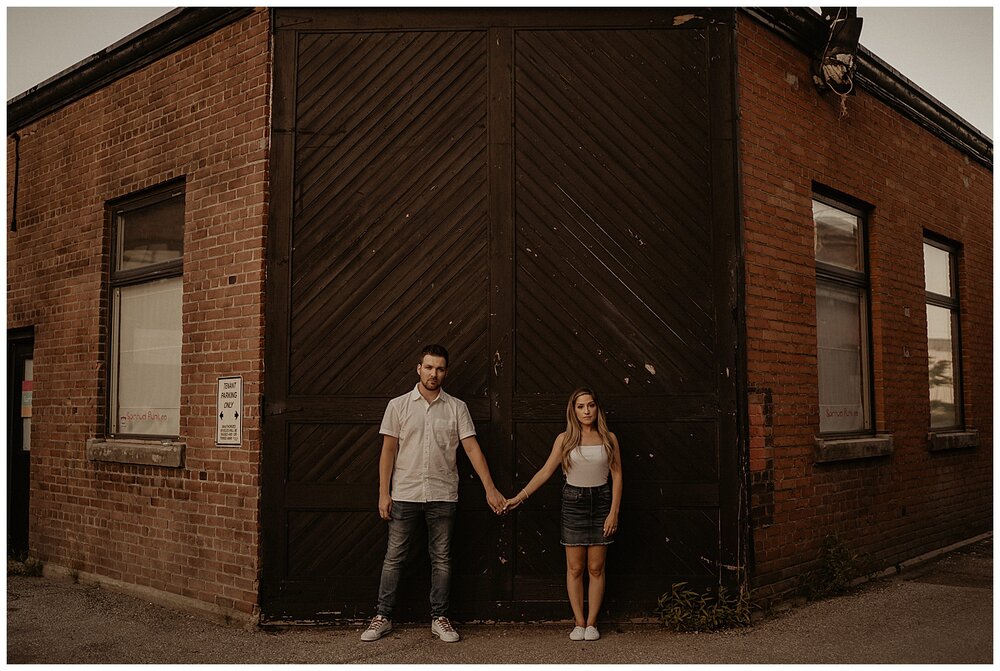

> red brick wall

[
  {"left": 6, "top": 11, "right": 270, "bottom": 617},
  {"left": 738, "top": 14, "right": 992, "bottom": 599}
]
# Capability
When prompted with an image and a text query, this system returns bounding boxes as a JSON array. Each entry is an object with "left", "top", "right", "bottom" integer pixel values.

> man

[{"left": 361, "top": 344, "right": 506, "bottom": 643}]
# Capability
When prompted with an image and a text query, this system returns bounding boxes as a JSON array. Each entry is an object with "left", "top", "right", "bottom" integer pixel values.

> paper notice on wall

[{"left": 21, "top": 380, "right": 32, "bottom": 418}]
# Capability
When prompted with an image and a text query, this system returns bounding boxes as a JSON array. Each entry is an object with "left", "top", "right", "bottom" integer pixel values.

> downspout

[{"left": 10, "top": 132, "right": 20, "bottom": 232}]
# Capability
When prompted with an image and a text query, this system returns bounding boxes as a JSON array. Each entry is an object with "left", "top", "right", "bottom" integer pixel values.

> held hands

[
  {"left": 501, "top": 489, "right": 528, "bottom": 514},
  {"left": 486, "top": 487, "right": 507, "bottom": 515}
]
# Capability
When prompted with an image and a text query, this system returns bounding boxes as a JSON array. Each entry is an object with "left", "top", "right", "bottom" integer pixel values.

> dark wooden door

[{"left": 264, "top": 8, "right": 742, "bottom": 621}]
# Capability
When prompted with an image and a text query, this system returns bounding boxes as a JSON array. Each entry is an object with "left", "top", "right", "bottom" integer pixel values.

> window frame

[
  {"left": 923, "top": 234, "right": 964, "bottom": 431},
  {"left": 105, "top": 179, "right": 185, "bottom": 440},
  {"left": 812, "top": 189, "right": 876, "bottom": 438}
]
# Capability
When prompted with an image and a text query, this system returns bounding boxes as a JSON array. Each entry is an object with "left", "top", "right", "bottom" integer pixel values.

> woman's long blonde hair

[{"left": 560, "top": 387, "right": 616, "bottom": 473}]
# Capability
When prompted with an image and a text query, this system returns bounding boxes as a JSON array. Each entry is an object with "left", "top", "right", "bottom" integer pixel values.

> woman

[{"left": 505, "top": 387, "right": 623, "bottom": 641}]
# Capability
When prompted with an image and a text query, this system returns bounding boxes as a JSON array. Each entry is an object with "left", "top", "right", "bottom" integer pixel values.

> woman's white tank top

[{"left": 565, "top": 444, "right": 610, "bottom": 487}]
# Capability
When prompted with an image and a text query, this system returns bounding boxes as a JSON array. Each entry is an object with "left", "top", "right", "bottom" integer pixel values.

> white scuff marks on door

[
  {"left": 644, "top": 363, "right": 656, "bottom": 375},
  {"left": 555, "top": 180, "right": 686, "bottom": 344},
  {"left": 624, "top": 377, "right": 630, "bottom": 385},
  {"left": 673, "top": 14, "right": 700, "bottom": 26}
]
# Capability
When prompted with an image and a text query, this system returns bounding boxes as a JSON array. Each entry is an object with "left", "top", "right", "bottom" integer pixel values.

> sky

[
  {"left": 4, "top": 6, "right": 995, "bottom": 138},
  {"left": 856, "top": 7, "right": 992, "bottom": 138}
]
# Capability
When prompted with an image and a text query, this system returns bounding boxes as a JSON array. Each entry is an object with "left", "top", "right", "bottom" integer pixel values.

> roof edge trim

[
  {"left": 8, "top": 7, "right": 255, "bottom": 133},
  {"left": 743, "top": 7, "right": 992, "bottom": 169}
]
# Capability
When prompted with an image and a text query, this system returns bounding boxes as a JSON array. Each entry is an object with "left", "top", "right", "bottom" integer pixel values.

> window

[
  {"left": 923, "top": 238, "right": 962, "bottom": 429},
  {"left": 813, "top": 195, "right": 872, "bottom": 434},
  {"left": 108, "top": 182, "right": 184, "bottom": 437}
]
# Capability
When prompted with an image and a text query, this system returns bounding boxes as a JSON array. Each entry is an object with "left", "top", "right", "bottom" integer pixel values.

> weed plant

[
  {"left": 656, "top": 581, "right": 753, "bottom": 632},
  {"left": 799, "top": 534, "right": 874, "bottom": 600},
  {"left": 7, "top": 557, "right": 44, "bottom": 577}
]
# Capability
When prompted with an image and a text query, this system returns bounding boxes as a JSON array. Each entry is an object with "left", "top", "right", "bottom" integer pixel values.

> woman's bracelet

[{"left": 520, "top": 488, "right": 529, "bottom": 502}]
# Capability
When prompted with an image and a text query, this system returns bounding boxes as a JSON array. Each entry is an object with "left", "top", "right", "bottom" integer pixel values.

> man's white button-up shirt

[{"left": 380, "top": 384, "right": 477, "bottom": 503}]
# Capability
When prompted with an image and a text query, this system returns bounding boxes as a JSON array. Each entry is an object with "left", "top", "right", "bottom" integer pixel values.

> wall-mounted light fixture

[{"left": 812, "top": 7, "right": 864, "bottom": 116}]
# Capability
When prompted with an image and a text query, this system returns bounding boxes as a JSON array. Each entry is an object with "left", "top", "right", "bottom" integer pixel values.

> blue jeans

[{"left": 376, "top": 500, "right": 457, "bottom": 618}]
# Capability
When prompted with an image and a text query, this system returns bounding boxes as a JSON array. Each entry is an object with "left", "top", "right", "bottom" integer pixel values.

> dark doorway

[
  {"left": 8, "top": 328, "right": 33, "bottom": 559},
  {"left": 263, "top": 8, "right": 743, "bottom": 621}
]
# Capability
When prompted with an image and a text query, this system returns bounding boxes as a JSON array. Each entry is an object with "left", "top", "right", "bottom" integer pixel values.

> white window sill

[
  {"left": 86, "top": 438, "right": 185, "bottom": 468},
  {"left": 928, "top": 430, "right": 979, "bottom": 452},
  {"left": 814, "top": 434, "right": 893, "bottom": 463}
]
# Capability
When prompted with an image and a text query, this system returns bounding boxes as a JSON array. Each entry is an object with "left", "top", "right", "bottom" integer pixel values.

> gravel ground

[{"left": 7, "top": 538, "right": 992, "bottom": 664}]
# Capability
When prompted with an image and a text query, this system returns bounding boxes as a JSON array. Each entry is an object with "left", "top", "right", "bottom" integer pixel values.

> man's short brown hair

[{"left": 420, "top": 344, "right": 449, "bottom": 367}]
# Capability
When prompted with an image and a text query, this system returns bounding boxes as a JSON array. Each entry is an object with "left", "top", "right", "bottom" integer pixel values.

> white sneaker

[
  {"left": 584, "top": 625, "right": 600, "bottom": 641},
  {"left": 569, "top": 625, "right": 586, "bottom": 640},
  {"left": 431, "top": 616, "right": 460, "bottom": 642},
  {"left": 360, "top": 615, "right": 392, "bottom": 641}
]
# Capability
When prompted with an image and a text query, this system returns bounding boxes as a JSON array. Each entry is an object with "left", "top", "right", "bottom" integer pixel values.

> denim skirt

[{"left": 560, "top": 482, "right": 613, "bottom": 546}]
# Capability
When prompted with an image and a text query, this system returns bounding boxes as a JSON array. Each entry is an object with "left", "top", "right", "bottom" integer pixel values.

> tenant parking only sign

[{"left": 217, "top": 376, "right": 243, "bottom": 446}]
